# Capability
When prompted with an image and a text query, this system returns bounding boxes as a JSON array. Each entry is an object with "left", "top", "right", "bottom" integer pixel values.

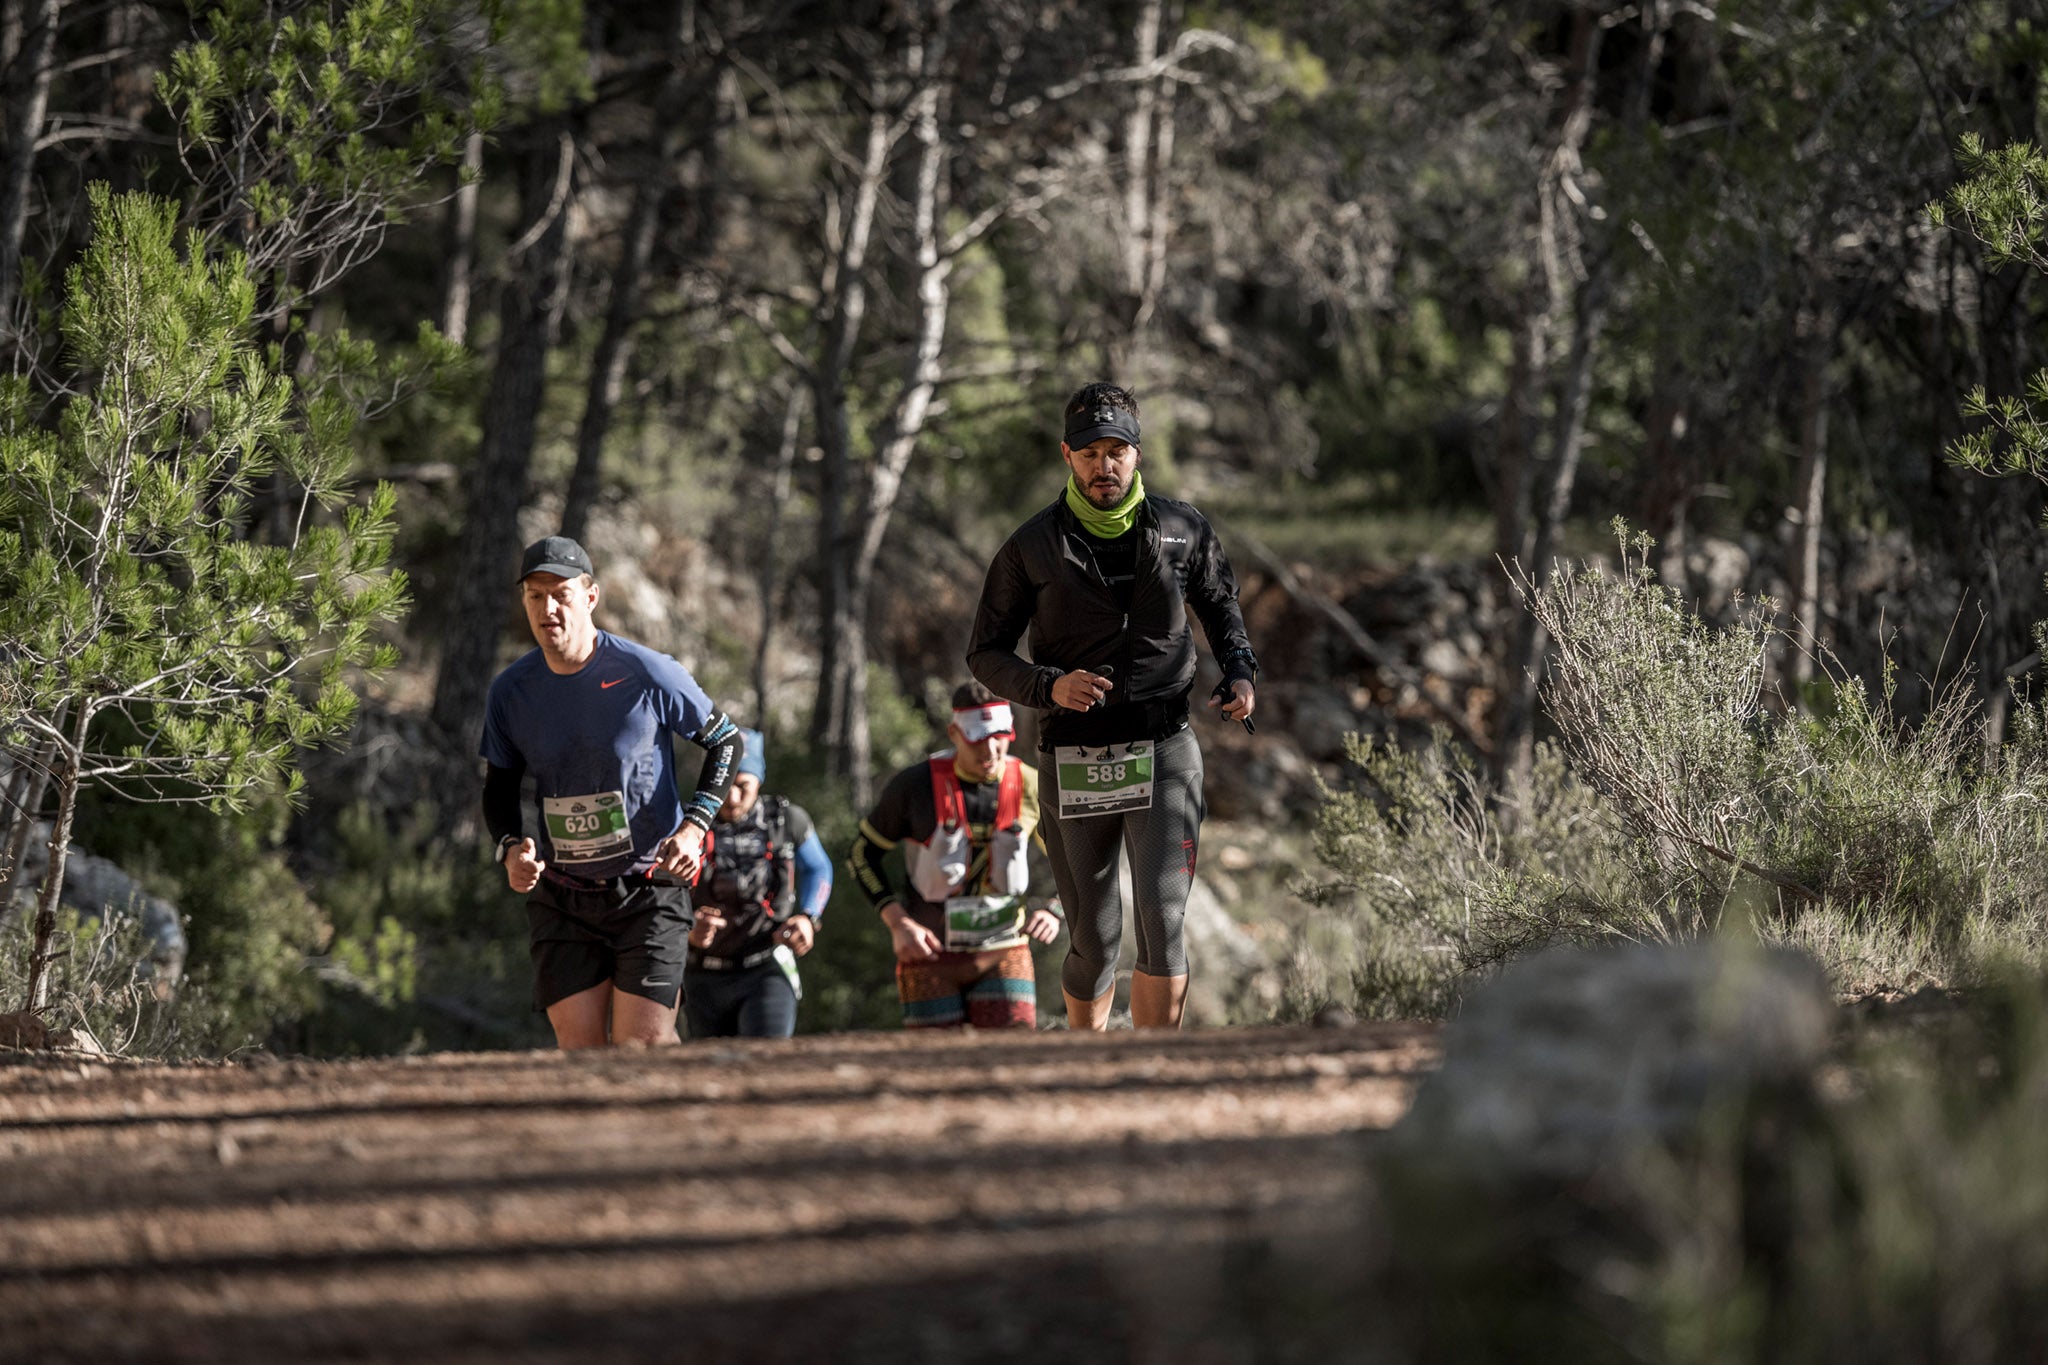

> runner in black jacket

[{"left": 966, "top": 382, "right": 1258, "bottom": 1029}]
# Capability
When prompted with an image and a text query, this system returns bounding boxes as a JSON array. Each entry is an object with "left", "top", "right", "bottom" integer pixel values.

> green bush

[
  {"left": 66, "top": 791, "right": 328, "bottom": 1050},
  {"left": 1638, "top": 976, "right": 2048, "bottom": 1362},
  {"left": 291, "top": 800, "right": 548, "bottom": 1055},
  {"left": 1296, "top": 734, "right": 1623, "bottom": 1019},
  {"left": 0, "top": 905, "right": 233, "bottom": 1057},
  {"left": 1305, "top": 525, "right": 2048, "bottom": 1018}
]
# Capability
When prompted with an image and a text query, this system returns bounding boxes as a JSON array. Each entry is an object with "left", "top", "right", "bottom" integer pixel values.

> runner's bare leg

[
  {"left": 1129, "top": 971, "right": 1188, "bottom": 1029},
  {"left": 610, "top": 990, "right": 682, "bottom": 1045},
  {"left": 547, "top": 980, "right": 613, "bottom": 1049},
  {"left": 1063, "top": 985, "right": 1115, "bottom": 1032}
]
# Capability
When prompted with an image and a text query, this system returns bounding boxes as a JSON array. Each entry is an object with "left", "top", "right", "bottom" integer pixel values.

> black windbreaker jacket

[{"left": 966, "top": 493, "right": 1256, "bottom": 746}]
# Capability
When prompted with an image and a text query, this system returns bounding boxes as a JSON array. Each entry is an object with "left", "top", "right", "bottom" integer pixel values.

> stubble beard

[{"left": 1086, "top": 479, "right": 1126, "bottom": 510}]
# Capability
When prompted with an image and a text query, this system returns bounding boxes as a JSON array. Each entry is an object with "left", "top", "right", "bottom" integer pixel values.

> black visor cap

[{"left": 1063, "top": 403, "right": 1141, "bottom": 449}]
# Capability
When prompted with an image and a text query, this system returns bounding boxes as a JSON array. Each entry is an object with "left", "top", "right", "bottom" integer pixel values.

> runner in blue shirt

[
  {"left": 683, "top": 729, "right": 834, "bottom": 1039},
  {"left": 480, "top": 535, "right": 744, "bottom": 1048}
]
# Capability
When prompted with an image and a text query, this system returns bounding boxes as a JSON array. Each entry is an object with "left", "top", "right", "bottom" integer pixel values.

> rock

[
  {"left": 1311, "top": 1003, "right": 1356, "bottom": 1028},
  {"left": 1386, "top": 940, "right": 1832, "bottom": 1185},
  {"left": 47, "top": 1023, "right": 105, "bottom": 1055},
  {"left": 0, "top": 1011, "right": 49, "bottom": 1050},
  {"left": 1286, "top": 687, "right": 1365, "bottom": 764},
  {"left": 8, "top": 824, "right": 186, "bottom": 984},
  {"left": 1683, "top": 536, "right": 1752, "bottom": 619},
  {"left": 1418, "top": 638, "right": 1472, "bottom": 683},
  {"left": 1373, "top": 941, "right": 1837, "bottom": 1355}
]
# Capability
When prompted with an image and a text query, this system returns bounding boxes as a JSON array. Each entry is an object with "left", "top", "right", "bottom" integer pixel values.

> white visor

[{"left": 954, "top": 702, "right": 1015, "bottom": 741}]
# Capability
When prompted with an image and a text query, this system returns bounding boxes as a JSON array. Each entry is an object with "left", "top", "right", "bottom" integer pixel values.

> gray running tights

[{"left": 1038, "top": 725, "right": 1204, "bottom": 999}]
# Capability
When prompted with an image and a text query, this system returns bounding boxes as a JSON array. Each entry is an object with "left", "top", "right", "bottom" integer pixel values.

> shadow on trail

[
  {"left": 0, "top": 1162, "right": 1356, "bottom": 1284},
  {"left": 5, "top": 1209, "right": 1391, "bottom": 1365},
  {"left": 0, "top": 1130, "right": 1371, "bottom": 1223},
  {"left": 3, "top": 1038, "right": 1432, "bottom": 1132}
]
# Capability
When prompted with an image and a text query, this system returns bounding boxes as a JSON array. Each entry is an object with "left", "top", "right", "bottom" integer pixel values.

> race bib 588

[{"left": 1054, "top": 741, "right": 1155, "bottom": 818}]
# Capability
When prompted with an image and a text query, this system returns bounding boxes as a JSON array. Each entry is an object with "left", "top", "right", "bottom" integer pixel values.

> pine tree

[{"left": 0, "top": 187, "right": 407, "bottom": 1011}]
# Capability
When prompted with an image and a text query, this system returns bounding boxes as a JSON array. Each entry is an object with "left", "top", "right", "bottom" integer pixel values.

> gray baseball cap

[{"left": 516, "top": 535, "right": 594, "bottom": 582}]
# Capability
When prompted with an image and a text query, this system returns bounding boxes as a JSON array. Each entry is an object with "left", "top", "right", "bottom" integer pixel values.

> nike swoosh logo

[
  {"left": 640, "top": 977, "right": 670, "bottom": 987},
  {"left": 600, "top": 678, "right": 626, "bottom": 689}
]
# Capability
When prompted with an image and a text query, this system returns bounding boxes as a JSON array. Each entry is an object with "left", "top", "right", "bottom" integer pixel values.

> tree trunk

[
  {"left": 439, "top": 132, "right": 484, "bottom": 346},
  {"left": 0, "top": 0, "right": 59, "bottom": 341},
  {"left": 838, "top": 23, "right": 952, "bottom": 810},
  {"left": 562, "top": 1, "right": 697, "bottom": 543},
  {"left": 807, "top": 108, "right": 895, "bottom": 767},
  {"left": 751, "top": 382, "right": 808, "bottom": 728},
  {"left": 1109, "top": 0, "right": 1173, "bottom": 381},
  {"left": 1637, "top": 357, "right": 1692, "bottom": 596},
  {"left": 1492, "top": 309, "right": 1547, "bottom": 573},
  {"left": 1491, "top": 4, "right": 1640, "bottom": 797},
  {"left": 1783, "top": 309, "right": 1831, "bottom": 699},
  {"left": 22, "top": 702, "right": 86, "bottom": 1013},
  {"left": 1495, "top": 255, "right": 1611, "bottom": 794},
  {"left": 430, "top": 129, "right": 578, "bottom": 759},
  {"left": 100, "top": 3, "right": 152, "bottom": 193},
  {"left": 0, "top": 734, "right": 54, "bottom": 924}
]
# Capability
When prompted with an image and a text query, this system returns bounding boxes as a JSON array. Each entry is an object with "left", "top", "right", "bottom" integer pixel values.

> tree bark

[
  {"left": 1492, "top": 309, "right": 1546, "bottom": 574},
  {"left": 562, "top": 1, "right": 698, "bottom": 543},
  {"left": 0, "top": 743, "right": 42, "bottom": 922},
  {"left": 751, "top": 382, "right": 809, "bottom": 728},
  {"left": 430, "top": 129, "right": 579, "bottom": 760},
  {"left": 22, "top": 701, "right": 86, "bottom": 1013},
  {"left": 0, "top": 0, "right": 59, "bottom": 341},
  {"left": 807, "top": 106, "right": 896, "bottom": 766},
  {"left": 838, "top": 23, "right": 952, "bottom": 809},
  {"left": 1109, "top": 0, "right": 1173, "bottom": 381},
  {"left": 1783, "top": 307, "right": 1831, "bottom": 698},
  {"left": 1636, "top": 358, "right": 1692, "bottom": 596},
  {"left": 439, "top": 132, "right": 484, "bottom": 346},
  {"left": 1496, "top": 254, "right": 1612, "bottom": 792}
]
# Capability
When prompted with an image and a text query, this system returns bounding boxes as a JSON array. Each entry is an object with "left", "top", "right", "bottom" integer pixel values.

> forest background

[{"left": 6, "top": 0, "right": 2048, "bottom": 1055}]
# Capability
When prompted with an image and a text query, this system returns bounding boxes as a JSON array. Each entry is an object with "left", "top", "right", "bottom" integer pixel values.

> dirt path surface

[{"left": 0, "top": 1024, "right": 1438, "bottom": 1363}]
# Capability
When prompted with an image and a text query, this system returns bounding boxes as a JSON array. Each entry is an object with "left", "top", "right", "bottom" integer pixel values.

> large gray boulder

[
  {"left": 1372, "top": 941, "right": 1837, "bottom": 1358},
  {"left": 6, "top": 824, "right": 187, "bottom": 984},
  {"left": 1388, "top": 940, "right": 1833, "bottom": 1184}
]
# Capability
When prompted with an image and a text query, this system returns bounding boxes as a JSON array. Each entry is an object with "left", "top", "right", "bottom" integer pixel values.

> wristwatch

[{"left": 494, "top": 834, "right": 522, "bottom": 864}]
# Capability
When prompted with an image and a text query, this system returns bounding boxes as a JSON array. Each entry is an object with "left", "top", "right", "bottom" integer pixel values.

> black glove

[{"left": 1211, "top": 679, "right": 1255, "bottom": 735}]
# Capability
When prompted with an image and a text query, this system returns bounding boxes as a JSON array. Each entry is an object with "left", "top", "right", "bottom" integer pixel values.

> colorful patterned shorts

[{"left": 896, "top": 943, "right": 1037, "bottom": 1029}]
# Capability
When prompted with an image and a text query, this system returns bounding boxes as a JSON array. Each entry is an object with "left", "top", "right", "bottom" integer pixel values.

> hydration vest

[
  {"left": 700, "top": 796, "right": 796, "bottom": 920},
  {"left": 906, "top": 754, "right": 1029, "bottom": 903}
]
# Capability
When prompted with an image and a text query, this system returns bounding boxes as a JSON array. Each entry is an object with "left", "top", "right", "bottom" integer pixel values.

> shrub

[
  {"left": 1306, "top": 524, "right": 2048, "bottom": 1017},
  {"left": 1296, "top": 732, "right": 1623, "bottom": 1019},
  {"left": 0, "top": 906, "right": 232, "bottom": 1057}
]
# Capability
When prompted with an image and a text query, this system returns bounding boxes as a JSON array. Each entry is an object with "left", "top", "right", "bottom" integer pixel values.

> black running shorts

[{"left": 526, "top": 875, "right": 693, "bottom": 1011}]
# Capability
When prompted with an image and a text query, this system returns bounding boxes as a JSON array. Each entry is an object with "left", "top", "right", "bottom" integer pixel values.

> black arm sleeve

[
  {"left": 679, "top": 712, "right": 743, "bottom": 832},
  {"left": 483, "top": 762, "right": 525, "bottom": 848},
  {"left": 966, "top": 535, "right": 1063, "bottom": 710},
  {"left": 846, "top": 823, "right": 904, "bottom": 914},
  {"left": 1188, "top": 514, "right": 1257, "bottom": 683}
]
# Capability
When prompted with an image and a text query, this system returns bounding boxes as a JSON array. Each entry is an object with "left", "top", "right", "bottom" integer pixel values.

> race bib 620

[{"left": 542, "top": 790, "right": 631, "bottom": 864}]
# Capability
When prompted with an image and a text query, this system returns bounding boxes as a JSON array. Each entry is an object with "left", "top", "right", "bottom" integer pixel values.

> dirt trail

[{"left": 0, "top": 1024, "right": 1438, "bottom": 1363}]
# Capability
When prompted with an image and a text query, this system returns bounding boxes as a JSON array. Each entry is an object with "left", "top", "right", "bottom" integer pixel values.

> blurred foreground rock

[
  {"left": 1388, "top": 940, "right": 1832, "bottom": 1182},
  {"left": 1374, "top": 941, "right": 1835, "bottom": 1358}
]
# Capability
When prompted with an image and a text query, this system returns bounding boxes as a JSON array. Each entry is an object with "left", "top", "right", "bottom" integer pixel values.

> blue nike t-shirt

[{"left": 480, "top": 631, "right": 715, "bottom": 879}]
